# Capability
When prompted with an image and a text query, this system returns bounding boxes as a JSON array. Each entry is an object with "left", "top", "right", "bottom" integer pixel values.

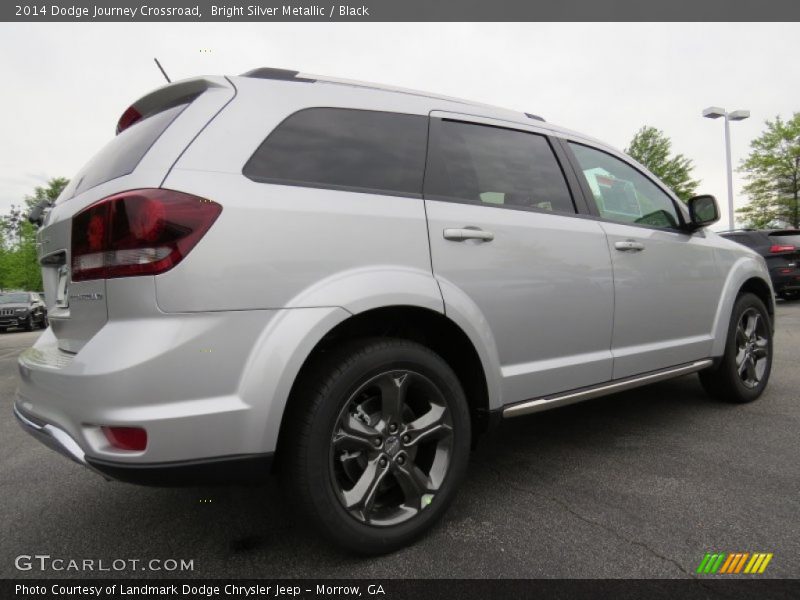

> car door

[
  {"left": 423, "top": 112, "right": 615, "bottom": 403},
  {"left": 565, "top": 141, "right": 726, "bottom": 379}
]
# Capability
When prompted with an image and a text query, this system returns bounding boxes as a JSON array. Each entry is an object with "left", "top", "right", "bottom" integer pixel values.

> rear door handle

[
  {"left": 443, "top": 228, "right": 494, "bottom": 242},
  {"left": 614, "top": 240, "right": 645, "bottom": 252}
]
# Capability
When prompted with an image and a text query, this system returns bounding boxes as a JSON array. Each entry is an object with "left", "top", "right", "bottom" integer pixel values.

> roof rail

[{"left": 240, "top": 67, "right": 547, "bottom": 123}]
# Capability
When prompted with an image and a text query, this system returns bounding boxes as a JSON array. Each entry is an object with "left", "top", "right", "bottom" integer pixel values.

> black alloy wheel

[
  {"left": 699, "top": 293, "right": 772, "bottom": 403},
  {"left": 330, "top": 369, "right": 453, "bottom": 526},
  {"left": 283, "top": 338, "right": 471, "bottom": 554}
]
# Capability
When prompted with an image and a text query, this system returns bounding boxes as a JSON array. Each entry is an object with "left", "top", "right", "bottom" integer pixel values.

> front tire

[
  {"left": 283, "top": 338, "right": 471, "bottom": 555},
  {"left": 699, "top": 293, "right": 772, "bottom": 403},
  {"left": 23, "top": 316, "right": 34, "bottom": 331}
]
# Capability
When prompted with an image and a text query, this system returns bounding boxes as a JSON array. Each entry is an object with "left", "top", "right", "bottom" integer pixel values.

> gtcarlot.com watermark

[{"left": 15, "top": 554, "right": 194, "bottom": 572}]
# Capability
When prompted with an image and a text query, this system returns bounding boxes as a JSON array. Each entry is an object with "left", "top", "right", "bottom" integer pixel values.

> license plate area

[{"left": 55, "top": 264, "right": 69, "bottom": 309}]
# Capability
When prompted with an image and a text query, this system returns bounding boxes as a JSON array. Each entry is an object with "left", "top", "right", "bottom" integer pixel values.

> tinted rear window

[
  {"left": 424, "top": 119, "right": 575, "bottom": 214},
  {"left": 768, "top": 232, "right": 800, "bottom": 247},
  {"left": 243, "top": 108, "right": 428, "bottom": 197},
  {"left": 61, "top": 102, "right": 189, "bottom": 200},
  {"left": 722, "top": 233, "right": 761, "bottom": 249}
]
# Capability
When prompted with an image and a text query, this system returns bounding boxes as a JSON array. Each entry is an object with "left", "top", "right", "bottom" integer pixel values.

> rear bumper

[
  {"left": 86, "top": 453, "right": 273, "bottom": 486},
  {"left": 14, "top": 304, "right": 348, "bottom": 485},
  {"left": 770, "top": 268, "right": 800, "bottom": 293},
  {"left": 15, "top": 401, "right": 273, "bottom": 484},
  {"left": 15, "top": 310, "right": 282, "bottom": 468},
  {"left": 14, "top": 402, "right": 89, "bottom": 466}
]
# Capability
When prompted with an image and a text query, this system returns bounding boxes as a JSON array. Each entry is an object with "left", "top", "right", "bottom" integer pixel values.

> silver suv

[{"left": 16, "top": 68, "right": 775, "bottom": 554}]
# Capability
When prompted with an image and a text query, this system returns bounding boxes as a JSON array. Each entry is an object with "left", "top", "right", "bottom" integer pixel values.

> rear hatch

[
  {"left": 766, "top": 230, "right": 800, "bottom": 283},
  {"left": 38, "top": 76, "right": 236, "bottom": 353},
  {"left": 767, "top": 230, "right": 800, "bottom": 257}
]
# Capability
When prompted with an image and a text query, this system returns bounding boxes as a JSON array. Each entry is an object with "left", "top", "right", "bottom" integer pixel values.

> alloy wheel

[
  {"left": 735, "top": 308, "right": 769, "bottom": 389},
  {"left": 329, "top": 370, "right": 453, "bottom": 526}
]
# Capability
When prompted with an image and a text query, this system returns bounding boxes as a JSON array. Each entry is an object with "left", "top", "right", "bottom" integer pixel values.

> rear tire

[
  {"left": 779, "top": 291, "right": 799, "bottom": 301},
  {"left": 699, "top": 293, "right": 772, "bottom": 403},
  {"left": 282, "top": 338, "right": 471, "bottom": 555}
]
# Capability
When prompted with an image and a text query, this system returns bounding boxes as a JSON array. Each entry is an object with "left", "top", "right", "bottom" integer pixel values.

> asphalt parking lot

[{"left": 1, "top": 302, "right": 799, "bottom": 579}]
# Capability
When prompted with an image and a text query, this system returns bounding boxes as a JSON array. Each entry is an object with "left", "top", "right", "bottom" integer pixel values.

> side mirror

[
  {"left": 28, "top": 201, "right": 49, "bottom": 226},
  {"left": 687, "top": 195, "right": 719, "bottom": 230}
]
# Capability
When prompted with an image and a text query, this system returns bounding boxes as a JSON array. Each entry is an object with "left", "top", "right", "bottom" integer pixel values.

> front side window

[
  {"left": 569, "top": 143, "right": 681, "bottom": 229},
  {"left": 243, "top": 108, "right": 428, "bottom": 197},
  {"left": 424, "top": 119, "right": 576, "bottom": 214}
]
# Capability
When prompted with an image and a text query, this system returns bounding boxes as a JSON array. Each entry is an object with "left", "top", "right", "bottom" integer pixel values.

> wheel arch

[
  {"left": 710, "top": 256, "right": 775, "bottom": 357},
  {"left": 738, "top": 277, "right": 775, "bottom": 325},
  {"left": 274, "top": 305, "right": 498, "bottom": 463}
]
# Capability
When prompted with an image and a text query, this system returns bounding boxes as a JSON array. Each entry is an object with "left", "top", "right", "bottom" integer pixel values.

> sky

[{"left": 1, "top": 22, "right": 798, "bottom": 229}]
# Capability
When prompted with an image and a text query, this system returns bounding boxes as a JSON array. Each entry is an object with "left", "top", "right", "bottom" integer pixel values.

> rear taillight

[
  {"left": 71, "top": 189, "right": 221, "bottom": 282},
  {"left": 769, "top": 244, "right": 796, "bottom": 253},
  {"left": 116, "top": 105, "right": 142, "bottom": 134},
  {"left": 102, "top": 426, "right": 147, "bottom": 451}
]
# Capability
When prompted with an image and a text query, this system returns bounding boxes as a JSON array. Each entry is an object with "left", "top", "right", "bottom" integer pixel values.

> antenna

[{"left": 154, "top": 57, "right": 171, "bottom": 83}]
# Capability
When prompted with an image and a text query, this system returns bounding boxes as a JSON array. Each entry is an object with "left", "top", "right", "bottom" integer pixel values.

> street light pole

[
  {"left": 703, "top": 106, "right": 750, "bottom": 230},
  {"left": 723, "top": 114, "right": 734, "bottom": 230}
]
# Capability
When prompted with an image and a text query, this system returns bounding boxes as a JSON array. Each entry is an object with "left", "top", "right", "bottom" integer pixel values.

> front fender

[{"left": 710, "top": 254, "right": 774, "bottom": 357}]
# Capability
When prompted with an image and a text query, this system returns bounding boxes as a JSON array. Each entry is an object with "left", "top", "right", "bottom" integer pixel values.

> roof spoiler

[{"left": 116, "top": 76, "right": 230, "bottom": 135}]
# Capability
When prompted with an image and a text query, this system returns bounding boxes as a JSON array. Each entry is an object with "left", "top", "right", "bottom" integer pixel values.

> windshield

[{"left": 0, "top": 293, "right": 29, "bottom": 304}]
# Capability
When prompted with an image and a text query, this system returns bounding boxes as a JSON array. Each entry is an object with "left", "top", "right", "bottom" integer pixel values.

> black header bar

[{"left": 3, "top": 0, "right": 800, "bottom": 22}]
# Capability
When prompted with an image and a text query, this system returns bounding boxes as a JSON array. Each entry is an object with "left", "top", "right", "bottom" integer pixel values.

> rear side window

[
  {"left": 62, "top": 103, "right": 190, "bottom": 200},
  {"left": 243, "top": 108, "right": 428, "bottom": 197},
  {"left": 424, "top": 119, "right": 576, "bottom": 214}
]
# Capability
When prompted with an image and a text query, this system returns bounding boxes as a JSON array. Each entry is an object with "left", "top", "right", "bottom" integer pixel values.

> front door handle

[
  {"left": 443, "top": 228, "right": 494, "bottom": 242},
  {"left": 614, "top": 240, "right": 645, "bottom": 252}
]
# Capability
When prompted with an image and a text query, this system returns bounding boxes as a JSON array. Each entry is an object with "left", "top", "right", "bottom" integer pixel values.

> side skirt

[{"left": 503, "top": 359, "right": 713, "bottom": 419}]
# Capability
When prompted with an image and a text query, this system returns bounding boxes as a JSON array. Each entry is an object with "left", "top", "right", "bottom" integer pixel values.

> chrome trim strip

[
  {"left": 503, "top": 359, "right": 714, "bottom": 419},
  {"left": 13, "top": 403, "right": 87, "bottom": 465}
]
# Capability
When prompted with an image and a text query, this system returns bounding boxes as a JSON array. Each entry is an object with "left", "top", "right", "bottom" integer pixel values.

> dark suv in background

[
  {"left": 719, "top": 230, "right": 800, "bottom": 300},
  {"left": 0, "top": 292, "right": 48, "bottom": 331}
]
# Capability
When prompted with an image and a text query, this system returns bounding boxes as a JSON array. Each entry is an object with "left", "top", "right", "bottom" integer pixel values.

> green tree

[
  {"left": 24, "top": 176, "right": 69, "bottom": 212},
  {"left": 736, "top": 113, "right": 800, "bottom": 229},
  {"left": 0, "top": 177, "right": 69, "bottom": 291},
  {"left": 625, "top": 126, "right": 701, "bottom": 201}
]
